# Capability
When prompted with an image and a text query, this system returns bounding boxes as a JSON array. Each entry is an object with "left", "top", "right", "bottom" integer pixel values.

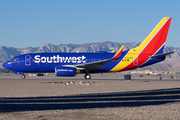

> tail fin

[
  {"left": 136, "top": 17, "right": 172, "bottom": 55},
  {"left": 110, "top": 17, "right": 172, "bottom": 72}
]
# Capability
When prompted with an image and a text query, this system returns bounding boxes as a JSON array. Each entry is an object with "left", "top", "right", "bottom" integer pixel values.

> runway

[{"left": 1, "top": 73, "right": 180, "bottom": 120}]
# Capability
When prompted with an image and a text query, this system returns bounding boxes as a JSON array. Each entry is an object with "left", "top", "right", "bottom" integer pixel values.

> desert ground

[{"left": 1, "top": 73, "right": 180, "bottom": 120}]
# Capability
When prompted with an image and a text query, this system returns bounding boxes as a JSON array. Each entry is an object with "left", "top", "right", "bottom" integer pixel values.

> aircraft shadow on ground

[{"left": 0, "top": 88, "right": 180, "bottom": 112}]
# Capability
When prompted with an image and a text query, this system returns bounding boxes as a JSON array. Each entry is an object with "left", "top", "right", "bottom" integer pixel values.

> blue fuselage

[{"left": 3, "top": 50, "right": 165, "bottom": 74}]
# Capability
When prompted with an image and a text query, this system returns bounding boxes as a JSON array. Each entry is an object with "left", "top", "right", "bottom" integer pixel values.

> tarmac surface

[{"left": 1, "top": 73, "right": 180, "bottom": 120}]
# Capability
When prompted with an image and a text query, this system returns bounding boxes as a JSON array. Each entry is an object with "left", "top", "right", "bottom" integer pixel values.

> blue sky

[{"left": 0, "top": 0, "right": 179, "bottom": 48}]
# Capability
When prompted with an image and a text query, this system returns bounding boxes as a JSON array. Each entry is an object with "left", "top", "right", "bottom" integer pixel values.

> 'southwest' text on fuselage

[{"left": 34, "top": 55, "right": 86, "bottom": 63}]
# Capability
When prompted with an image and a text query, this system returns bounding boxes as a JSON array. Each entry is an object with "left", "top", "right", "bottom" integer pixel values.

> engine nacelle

[{"left": 55, "top": 66, "right": 76, "bottom": 76}]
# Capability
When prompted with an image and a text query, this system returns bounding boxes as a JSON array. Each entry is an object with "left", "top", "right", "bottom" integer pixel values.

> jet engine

[{"left": 55, "top": 66, "right": 76, "bottom": 76}]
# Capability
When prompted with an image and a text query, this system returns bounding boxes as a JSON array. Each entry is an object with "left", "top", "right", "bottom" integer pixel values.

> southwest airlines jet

[{"left": 3, "top": 17, "right": 174, "bottom": 79}]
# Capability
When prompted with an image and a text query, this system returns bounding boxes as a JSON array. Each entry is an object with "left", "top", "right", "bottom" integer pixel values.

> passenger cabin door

[
  {"left": 25, "top": 55, "right": 31, "bottom": 66},
  {"left": 133, "top": 56, "right": 138, "bottom": 66}
]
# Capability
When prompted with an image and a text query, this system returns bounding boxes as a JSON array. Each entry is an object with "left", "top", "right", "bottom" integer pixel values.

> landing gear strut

[
  {"left": 84, "top": 74, "right": 91, "bottom": 79},
  {"left": 21, "top": 75, "right": 26, "bottom": 79}
]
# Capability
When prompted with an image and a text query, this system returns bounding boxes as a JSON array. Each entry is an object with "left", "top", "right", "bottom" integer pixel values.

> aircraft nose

[{"left": 2, "top": 62, "right": 9, "bottom": 69}]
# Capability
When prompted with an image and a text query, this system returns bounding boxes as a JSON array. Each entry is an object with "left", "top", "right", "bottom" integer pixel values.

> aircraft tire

[
  {"left": 84, "top": 74, "right": 91, "bottom": 79},
  {"left": 21, "top": 75, "right": 26, "bottom": 79}
]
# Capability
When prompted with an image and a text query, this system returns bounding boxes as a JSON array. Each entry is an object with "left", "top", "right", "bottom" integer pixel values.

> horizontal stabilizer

[{"left": 150, "top": 51, "right": 175, "bottom": 58}]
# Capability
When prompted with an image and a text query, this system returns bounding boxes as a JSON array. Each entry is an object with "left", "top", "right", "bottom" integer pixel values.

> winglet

[
  {"left": 111, "top": 45, "right": 124, "bottom": 60},
  {"left": 111, "top": 50, "right": 115, "bottom": 53}
]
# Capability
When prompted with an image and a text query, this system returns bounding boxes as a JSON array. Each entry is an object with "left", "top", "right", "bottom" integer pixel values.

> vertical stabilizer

[
  {"left": 136, "top": 17, "right": 172, "bottom": 55},
  {"left": 110, "top": 17, "right": 172, "bottom": 72}
]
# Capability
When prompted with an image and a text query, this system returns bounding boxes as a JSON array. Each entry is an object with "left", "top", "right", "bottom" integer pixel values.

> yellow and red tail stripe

[{"left": 110, "top": 17, "right": 172, "bottom": 72}]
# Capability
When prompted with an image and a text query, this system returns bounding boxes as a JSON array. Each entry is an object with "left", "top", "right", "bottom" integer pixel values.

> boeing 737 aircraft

[{"left": 3, "top": 17, "right": 174, "bottom": 79}]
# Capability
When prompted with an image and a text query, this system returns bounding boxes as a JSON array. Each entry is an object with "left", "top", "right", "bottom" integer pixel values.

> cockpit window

[{"left": 11, "top": 58, "right": 19, "bottom": 61}]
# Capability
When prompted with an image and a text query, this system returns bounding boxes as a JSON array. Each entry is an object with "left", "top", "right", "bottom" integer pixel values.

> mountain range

[{"left": 0, "top": 41, "right": 179, "bottom": 71}]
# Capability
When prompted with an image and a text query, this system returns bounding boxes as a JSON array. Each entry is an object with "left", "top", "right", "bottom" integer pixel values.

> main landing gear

[
  {"left": 21, "top": 75, "right": 26, "bottom": 79},
  {"left": 84, "top": 74, "right": 91, "bottom": 79}
]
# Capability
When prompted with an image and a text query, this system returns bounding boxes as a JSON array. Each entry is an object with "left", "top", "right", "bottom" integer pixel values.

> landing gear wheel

[
  {"left": 84, "top": 74, "right": 91, "bottom": 79},
  {"left": 21, "top": 75, "right": 26, "bottom": 79}
]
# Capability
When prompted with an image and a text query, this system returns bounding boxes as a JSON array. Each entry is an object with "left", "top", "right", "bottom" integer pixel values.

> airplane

[
  {"left": 2, "top": 17, "right": 174, "bottom": 79},
  {"left": 146, "top": 71, "right": 162, "bottom": 76}
]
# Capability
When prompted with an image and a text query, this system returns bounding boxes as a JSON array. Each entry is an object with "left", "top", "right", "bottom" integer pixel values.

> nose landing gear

[{"left": 84, "top": 74, "right": 91, "bottom": 79}]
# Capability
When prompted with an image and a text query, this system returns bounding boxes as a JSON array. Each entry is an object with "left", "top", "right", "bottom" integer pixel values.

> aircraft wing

[
  {"left": 75, "top": 60, "right": 108, "bottom": 70},
  {"left": 64, "top": 45, "right": 124, "bottom": 70}
]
